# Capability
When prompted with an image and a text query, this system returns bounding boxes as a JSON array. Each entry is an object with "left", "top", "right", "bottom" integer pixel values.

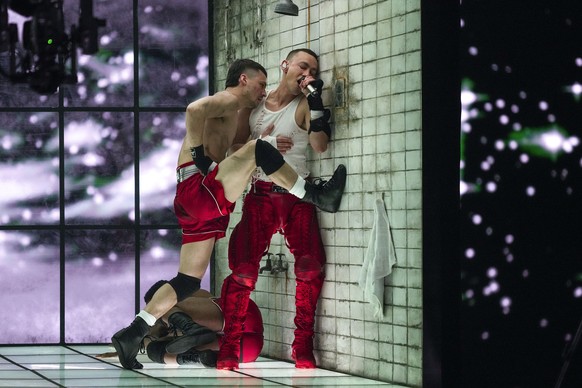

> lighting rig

[{"left": 0, "top": 0, "right": 105, "bottom": 94}]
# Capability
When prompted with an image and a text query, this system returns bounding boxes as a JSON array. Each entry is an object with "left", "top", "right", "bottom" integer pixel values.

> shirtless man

[{"left": 111, "top": 59, "right": 346, "bottom": 370}]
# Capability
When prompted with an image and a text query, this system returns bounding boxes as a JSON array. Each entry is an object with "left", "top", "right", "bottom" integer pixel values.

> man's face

[
  {"left": 284, "top": 51, "right": 319, "bottom": 93},
  {"left": 245, "top": 71, "right": 267, "bottom": 107}
]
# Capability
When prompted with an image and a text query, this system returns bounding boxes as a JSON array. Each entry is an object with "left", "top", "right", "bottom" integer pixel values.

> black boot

[
  {"left": 166, "top": 312, "right": 217, "bottom": 354},
  {"left": 176, "top": 349, "right": 218, "bottom": 368},
  {"left": 111, "top": 316, "right": 150, "bottom": 369},
  {"left": 302, "top": 164, "right": 346, "bottom": 213}
]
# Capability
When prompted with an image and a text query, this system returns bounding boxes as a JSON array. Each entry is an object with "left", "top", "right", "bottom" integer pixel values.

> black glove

[
  {"left": 190, "top": 145, "right": 213, "bottom": 175},
  {"left": 306, "top": 79, "right": 325, "bottom": 111}
]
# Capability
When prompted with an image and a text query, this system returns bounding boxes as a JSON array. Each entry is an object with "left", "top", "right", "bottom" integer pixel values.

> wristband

[
  {"left": 260, "top": 135, "right": 278, "bottom": 149},
  {"left": 310, "top": 110, "right": 324, "bottom": 120}
]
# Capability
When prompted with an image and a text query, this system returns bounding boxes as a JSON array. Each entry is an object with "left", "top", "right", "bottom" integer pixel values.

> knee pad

[
  {"left": 144, "top": 280, "right": 169, "bottom": 304},
  {"left": 146, "top": 340, "right": 167, "bottom": 364},
  {"left": 168, "top": 273, "right": 201, "bottom": 302},
  {"left": 255, "top": 138, "right": 284, "bottom": 175},
  {"left": 295, "top": 257, "right": 324, "bottom": 281}
]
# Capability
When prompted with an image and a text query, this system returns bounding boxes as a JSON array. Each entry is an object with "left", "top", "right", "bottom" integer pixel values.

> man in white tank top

[{"left": 218, "top": 49, "right": 335, "bottom": 370}]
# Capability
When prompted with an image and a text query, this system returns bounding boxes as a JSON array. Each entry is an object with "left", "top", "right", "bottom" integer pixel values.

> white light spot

[
  {"left": 574, "top": 287, "right": 582, "bottom": 298},
  {"left": 487, "top": 267, "right": 498, "bottom": 278},
  {"left": 151, "top": 246, "right": 165, "bottom": 259},
  {"left": 505, "top": 235, "right": 514, "bottom": 244},
  {"left": 92, "top": 257, "right": 104, "bottom": 267},
  {"left": 465, "top": 248, "right": 475, "bottom": 259},
  {"left": 469, "top": 46, "right": 478, "bottom": 56},
  {"left": 124, "top": 52, "right": 134, "bottom": 65},
  {"left": 540, "top": 319, "right": 548, "bottom": 328},
  {"left": 486, "top": 182, "right": 497, "bottom": 192},
  {"left": 539, "top": 101, "right": 549, "bottom": 110},
  {"left": 481, "top": 331, "right": 490, "bottom": 340},
  {"left": 22, "top": 209, "right": 32, "bottom": 220},
  {"left": 500, "top": 296, "right": 511, "bottom": 307},
  {"left": 526, "top": 186, "right": 535, "bottom": 196}
]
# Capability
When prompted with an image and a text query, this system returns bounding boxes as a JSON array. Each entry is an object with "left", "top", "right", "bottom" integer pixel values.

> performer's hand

[
  {"left": 96, "top": 351, "right": 118, "bottom": 359},
  {"left": 190, "top": 144, "right": 213, "bottom": 175},
  {"left": 300, "top": 77, "right": 325, "bottom": 111},
  {"left": 260, "top": 123, "right": 293, "bottom": 154}
]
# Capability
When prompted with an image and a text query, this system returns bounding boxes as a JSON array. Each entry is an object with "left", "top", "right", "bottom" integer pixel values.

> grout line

[
  {"left": 0, "top": 353, "right": 65, "bottom": 388},
  {"left": 66, "top": 345, "right": 184, "bottom": 387}
]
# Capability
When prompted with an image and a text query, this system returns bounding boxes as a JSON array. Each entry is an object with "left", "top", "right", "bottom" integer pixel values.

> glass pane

[
  {"left": 0, "top": 10, "right": 60, "bottom": 107},
  {"left": 0, "top": 112, "right": 60, "bottom": 225},
  {"left": 139, "top": 229, "right": 211, "bottom": 310},
  {"left": 61, "top": 1, "right": 134, "bottom": 107},
  {"left": 139, "top": 112, "right": 184, "bottom": 225},
  {"left": 0, "top": 230, "right": 60, "bottom": 344},
  {"left": 64, "top": 111, "right": 135, "bottom": 225},
  {"left": 65, "top": 229, "right": 135, "bottom": 343},
  {"left": 138, "top": 1, "right": 209, "bottom": 107}
]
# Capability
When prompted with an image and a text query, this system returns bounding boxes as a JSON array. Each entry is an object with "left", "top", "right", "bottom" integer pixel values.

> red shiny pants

[{"left": 218, "top": 181, "right": 325, "bottom": 369}]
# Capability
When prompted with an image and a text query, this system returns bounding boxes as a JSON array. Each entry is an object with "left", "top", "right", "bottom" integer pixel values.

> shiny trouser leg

[
  {"left": 216, "top": 190, "right": 277, "bottom": 369},
  {"left": 283, "top": 200, "right": 326, "bottom": 369}
]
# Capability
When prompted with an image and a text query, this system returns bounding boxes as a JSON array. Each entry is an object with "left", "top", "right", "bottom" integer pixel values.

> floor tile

[{"left": 0, "top": 345, "right": 404, "bottom": 387}]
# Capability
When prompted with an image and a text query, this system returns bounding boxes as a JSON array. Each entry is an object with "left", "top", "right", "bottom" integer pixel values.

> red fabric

[
  {"left": 173, "top": 162, "right": 235, "bottom": 244},
  {"left": 219, "top": 183, "right": 325, "bottom": 368},
  {"left": 215, "top": 298, "right": 264, "bottom": 363}
]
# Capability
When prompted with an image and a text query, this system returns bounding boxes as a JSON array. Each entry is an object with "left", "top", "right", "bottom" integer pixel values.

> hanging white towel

[{"left": 358, "top": 197, "right": 397, "bottom": 319}]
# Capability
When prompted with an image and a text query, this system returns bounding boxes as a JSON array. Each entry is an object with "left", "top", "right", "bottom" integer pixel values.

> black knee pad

[
  {"left": 146, "top": 340, "right": 167, "bottom": 364},
  {"left": 255, "top": 139, "right": 284, "bottom": 175},
  {"left": 168, "top": 273, "right": 201, "bottom": 302},
  {"left": 144, "top": 280, "right": 169, "bottom": 304}
]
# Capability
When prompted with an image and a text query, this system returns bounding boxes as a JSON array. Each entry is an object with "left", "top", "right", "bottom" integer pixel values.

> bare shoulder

[{"left": 187, "top": 91, "right": 238, "bottom": 118}]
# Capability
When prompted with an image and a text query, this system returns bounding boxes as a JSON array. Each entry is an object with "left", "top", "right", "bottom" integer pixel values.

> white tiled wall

[{"left": 212, "top": 1, "right": 422, "bottom": 386}]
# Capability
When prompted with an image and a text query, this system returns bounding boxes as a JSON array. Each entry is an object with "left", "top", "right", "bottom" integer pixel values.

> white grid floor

[{"left": 0, "top": 345, "right": 407, "bottom": 387}]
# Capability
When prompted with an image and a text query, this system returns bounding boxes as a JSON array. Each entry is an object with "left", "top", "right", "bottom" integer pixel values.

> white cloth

[{"left": 358, "top": 197, "right": 397, "bottom": 319}]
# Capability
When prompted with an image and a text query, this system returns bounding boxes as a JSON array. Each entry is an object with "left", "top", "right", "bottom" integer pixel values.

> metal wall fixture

[
  {"left": 259, "top": 253, "right": 289, "bottom": 275},
  {"left": 274, "top": 0, "right": 298, "bottom": 16}
]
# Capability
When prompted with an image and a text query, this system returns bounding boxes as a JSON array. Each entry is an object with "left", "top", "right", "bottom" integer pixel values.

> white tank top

[{"left": 249, "top": 90, "right": 309, "bottom": 181}]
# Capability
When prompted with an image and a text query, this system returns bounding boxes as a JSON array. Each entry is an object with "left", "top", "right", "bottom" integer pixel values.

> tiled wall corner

[{"left": 212, "top": 0, "right": 422, "bottom": 386}]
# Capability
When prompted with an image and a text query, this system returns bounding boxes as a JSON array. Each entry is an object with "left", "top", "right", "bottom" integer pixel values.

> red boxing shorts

[
  {"left": 214, "top": 297, "right": 264, "bottom": 363},
  {"left": 174, "top": 161, "right": 235, "bottom": 244}
]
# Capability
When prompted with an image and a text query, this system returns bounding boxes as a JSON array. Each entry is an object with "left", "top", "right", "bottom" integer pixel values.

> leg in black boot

[
  {"left": 165, "top": 312, "right": 217, "bottom": 354},
  {"left": 111, "top": 316, "right": 150, "bottom": 369},
  {"left": 177, "top": 349, "right": 218, "bottom": 368},
  {"left": 302, "top": 164, "right": 347, "bottom": 213}
]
